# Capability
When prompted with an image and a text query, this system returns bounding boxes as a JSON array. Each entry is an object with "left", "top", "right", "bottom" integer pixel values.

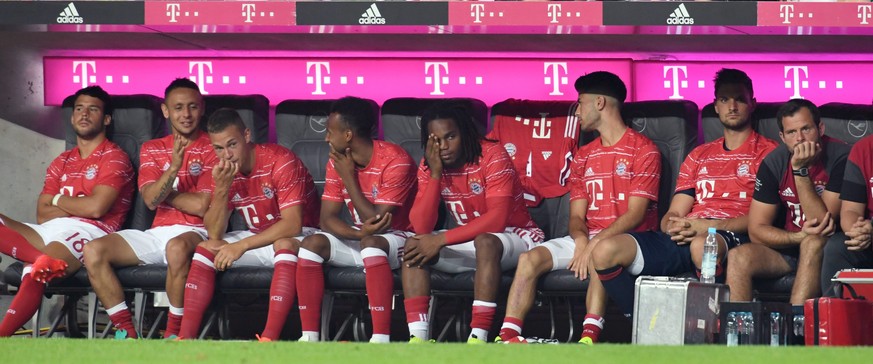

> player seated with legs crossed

[
  {"left": 403, "top": 103, "right": 544, "bottom": 344},
  {"left": 727, "top": 99, "right": 846, "bottom": 305},
  {"left": 590, "top": 68, "right": 777, "bottom": 319},
  {"left": 496, "top": 72, "right": 661, "bottom": 344},
  {"left": 0, "top": 86, "right": 134, "bottom": 336},
  {"left": 820, "top": 134, "right": 873, "bottom": 296},
  {"left": 177, "top": 108, "right": 320, "bottom": 339},
  {"left": 295, "top": 96, "right": 417, "bottom": 343},
  {"left": 83, "top": 78, "right": 216, "bottom": 339}
]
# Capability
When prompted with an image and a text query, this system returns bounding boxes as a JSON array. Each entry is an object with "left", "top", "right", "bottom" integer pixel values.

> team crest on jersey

[
  {"left": 262, "top": 183, "right": 275, "bottom": 199},
  {"left": 504, "top": 143, "right": 517, "bottom": 158},
  {"left": 371, "top": 184, "right": 379, "bottom": 199},
  {"left": 85, "top": 164, "right": 98, "bottom": 180},
  {"left": 469, "top": 178, "right": 484, "bottom": 195},
  {"left": 188, "top": 159, "right": 203, "bottom": 176},
  {"left": 615, "top": 159, "right": 629, "bottom": 176},
  {"left": 736, "top": 162, "right": 751, "bottom": 177}
]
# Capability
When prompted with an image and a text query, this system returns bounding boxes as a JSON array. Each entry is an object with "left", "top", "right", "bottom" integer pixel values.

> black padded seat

[
  {"left": 381, "top": 97, "right": 488, "bottom": 165},
  {"left": 820, "top": 102, "right": 873, "bottom": 145},
  {"left": 429, "top": 271, "right": 515, "bottom": 293},
  {"left": 324, "top": 267, "right": 403, "bottom": 291},
  {"left": 215, "top": 267, "right": 274, "bottom": 292},
  {"left": 5, "top": 262, "right": 90, "bottom": 291},
  {"left": 537, "top": 270, "right": 588, "bottom": 292},
  {"left": 204, "top": 94, "right": 270, "bottom": 144}
]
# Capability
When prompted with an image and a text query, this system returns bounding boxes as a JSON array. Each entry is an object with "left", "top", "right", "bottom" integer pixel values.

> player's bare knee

[
  {"left": 515, "top": 250, "right": 543, "bottom": 276},
  {"left": 473, "top": 234, "right": 503, "bottom": 260},
  {"left": 360, "top": 235, "right": 389, "bottom": 252},
  {"left": 300, "top": 234, "right": 329, "bottom": 256},
  {"left": 727, "top": 246, "right": 752, "bottom": 274},
  {"left": 82, "top": 239, "right": 109, "bottom": 268},
  {"left": 197, "top": 239, "right": 225, "bottom": 254},
  {"left": 273, "top": 237, "right": 300, "bottom": 253},
  {"left": 800, "top": 234, "right": 827, "bottom": 254},
  {"left": 591, "top": 238, "right": 620, "bottom": 269}
]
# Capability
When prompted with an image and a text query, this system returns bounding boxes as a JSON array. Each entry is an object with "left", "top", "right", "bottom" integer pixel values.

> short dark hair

[
  {"left": 74, "top": 85, "right": 112, "bottom": 115},
  {"left": 207, "top": 108, "right": 246, "bottom": 134},
  {"left": 164, "top": 78, "right": 201, "bottom": 100},
  {"left": 714, "top": 68, "right": 754, "bottom": 98},
  {"left": 330, "top": 96, "right": 377, "bottom": 138},
  {"left": 574, "top": 71, "right": 627, "bottom": 104},
  {"left": 420, "top": 102, "right": 485, "bottom": 166},
  {"left": 777, "top": 99, "right": 821, "bottom": 132}
]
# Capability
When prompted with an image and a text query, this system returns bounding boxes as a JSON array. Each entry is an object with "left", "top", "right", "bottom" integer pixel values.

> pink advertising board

[
  {"left": 448, "top": 2, "right": 602, "bottom": 26},
  {"left": 44, "top": 56, "right": 632, "bottom": 106},
  {"left": 634, "top": 62, "right": 873, "bottom": 108}
]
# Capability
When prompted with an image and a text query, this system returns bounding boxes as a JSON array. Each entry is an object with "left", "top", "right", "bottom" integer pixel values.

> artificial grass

[{"left": 0, "top": 339, "right": 871, "bottom": 364}]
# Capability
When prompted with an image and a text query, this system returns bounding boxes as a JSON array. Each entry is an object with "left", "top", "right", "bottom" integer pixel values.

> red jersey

[
  {"left": 415, "top": 141, "right": 541, "bottom": 240},
  {"left": 676, "top": 131, "right": 777, "bottom": 219},
  {"left": 41, "top": 139, "right": 134, "bottom": 233},
  {"left": 201, "top": 144, "right": 319, "bottom": 234},
  {"left": 754, "top": 137, "right": 849, "bottom": 232},
  {"left": 138, "top": 132, "right": 217, "bottom": 228},
  {"left": 841, "top": 134, "right": 873, "bottom": 219},
  {"left": 568, "top": 128, "right": 660, "bottom": 235},
  {"left": 488, "top": 100, "right": 579, "bottom": 206},
  {"left": 322, "top": 140, "right": 415, "bottom": 231}
]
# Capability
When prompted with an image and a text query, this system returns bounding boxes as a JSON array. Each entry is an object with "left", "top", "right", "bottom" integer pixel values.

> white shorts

[
  {"left": 24, "top": 217, "right": 108, "bottom": 263},
  {"left": 540, "top": 235, "right": 576, "bottom": 272},
  {"left": 430, "top": 228, "right": 531, "bottom": 274},
  {"left": 116, "top": 225, "right": 208, "bottom": 265},
  {"left": 318, "top": 230, "right": 413, "bottom": 269},
  {"left": 223, "top": 227, "right": 318, "bottom": 267}
]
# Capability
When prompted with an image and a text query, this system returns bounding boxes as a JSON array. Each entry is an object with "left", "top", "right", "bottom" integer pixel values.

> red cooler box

[
  {"left": 833, "top": 269, "right": 873, "bottom": 300},
  {"left": 804, "top": 296, "right": 873, "bottom": 346}
]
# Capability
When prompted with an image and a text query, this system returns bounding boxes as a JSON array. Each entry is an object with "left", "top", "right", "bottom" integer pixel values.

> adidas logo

[
  {"left": 57, "top": 2, "right": 84, "bottom": 24},
  {"left": 232, "top": 193, "right": 242, "bottom": 202},
  {"left": 542, "top": 151, "right": 552, "bottom": 160},
  {"left": 781, "top": 188, "right": 795, "bottom": 198},
  {"left": 359, "top": 3, "right": 386, "bottom": 25},
  {"left": 442, "top": 188, "right": 453, "bottom": 195},
  {"left": 699, "top": 166, "right": 708, "bottom": 175},
  {"left": 667, "top": 3, "right": 694, "bottom": 25},
  {"left": 585, "top": 167, "right": 594, "bottom": 177}
]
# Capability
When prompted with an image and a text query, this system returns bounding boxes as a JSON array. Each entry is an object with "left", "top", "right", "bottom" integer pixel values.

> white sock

[
  {"left": 469, "top": 328, "right": 488, "bottom": 341},
  {"left": 300, "top": 331, "right": 320, "bottom": 341},
  {"left": 106, "top": 302, "right": 129, "bottom": 316},
  {"left": 370, "top": 333, "right": 390, "bottom": 343},
  {"left": 408, "top": 321, "right": 429, "bottom": 340},
  {"left": 168, "top": 304, "right": 184, "bottom": 316}
]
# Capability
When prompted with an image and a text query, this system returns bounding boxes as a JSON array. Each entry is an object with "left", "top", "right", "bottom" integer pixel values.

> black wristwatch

[{"left": 792, "top": 167, "right": 809, "bottom": 177}]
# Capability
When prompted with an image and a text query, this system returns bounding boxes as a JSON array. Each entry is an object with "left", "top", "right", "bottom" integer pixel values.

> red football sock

[
  {"left": 0, "top": 225, "right": 42, "bottom": 263},
  {"left": 498, "top": 316, "right": 524, "bottom": 341},
  {"left": 581, "top": 313, "right": 604, "bottom": 343},
  {"left": 106, "top": 302, "right": 139, "bottom": 339},
  {"left": 178, "top": 247, "right": 216, "bottom": 339},
  {"left": 0, "top": 270, "right": 45, "bottom": 337},
  {"left": 261, "top": 250, "right": 298, "bottom": 340},
  {"left": 471, "top": 301, "right": 497, "bottom": 331},
  {"left": 404, "top": 296, "right": 430, "bottom": 325},
  {"left": 296, "top": 249, "right": 324, "bottom": 334},
  {"left": 164, "top": 312, "right": 182, "bottom": 338},
  {"left": 363, "top": 248, "right": 393, "bottom": 336}
]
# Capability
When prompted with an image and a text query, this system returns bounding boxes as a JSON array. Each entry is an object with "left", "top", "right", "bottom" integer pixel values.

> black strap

[
  {"left": 813, "top": 299, "right": 820, "bottom": 346},
  {"left": 842, "top": 283, "right": 867, "bottom": 300}
]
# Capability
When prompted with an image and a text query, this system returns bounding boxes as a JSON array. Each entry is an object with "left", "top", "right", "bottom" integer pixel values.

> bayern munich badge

[
  {"left": 504, "top": 143, "right": 517, "bottom": 158},
  {"left": 615, "top": 159, "right": 629, "bottom": 176},
  {"left": 262, "top": 183, "right": 274, "bottom": 199},
  {"left": 371, "top": 184, "right": 379, "bottom": 199},
  {"left": 85, "top": 165, "right": 98, "bottom": 180},
  {"left": 188, "top": 159, "right": 203, "bottom": 176},
  {"left": 736, "top": 162, "right": 751, "bottom": 177},
  {"left": 470, "top": 178, "right": 483, "bottom": 195}
]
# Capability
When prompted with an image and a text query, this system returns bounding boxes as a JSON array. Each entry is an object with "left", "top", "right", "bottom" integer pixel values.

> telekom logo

[
  {"left": 73, "top": 61, "right": 96, "bottom": 88},
  {"left": 547, "top": 4, "right": 561, "bottom": 24},
  {"left": 860, "top": 5, "right": 872, "bottom": 25},
  {"left": 425, "top": 62, "right": 449, "bottom": 95},
  {"left": 242, "top": 4, "right": 256, "bottom": 23},
  {"left": 779, "top": 5, "right": 794, "bottom": 24},
  {"left": 784, "top": 66, "right": 809, "bottom": 99},
  {"left": 166, "top": 3, "right": 180, "bottom": 23},
  {"left": 306, "top": 62, "right": 330, "bottom": 95},
  {"left": 663, "top": 65, "right": 688, "bottom": 100},
  {"left": 470, "top": 4, "right": 485, "bottom": 24},
  {"left": 189, "top": 61, "right": 213, "bottom": 94},
  {"left": 543, "top": 62, "right": 568, "bottom": 96}
]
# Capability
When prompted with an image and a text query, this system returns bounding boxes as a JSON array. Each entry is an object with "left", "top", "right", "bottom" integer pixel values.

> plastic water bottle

[
  {"left": 726, "top": 312, "right": 738, "bottom": 346},
  {"left": 701, "top": 227, "right": 718, "bottom": 284},
  {"left": 742, "top": 312, "right": 755, "bottom": 345},
  {"left": 770, "top": 312, "right": 782, "bottom": 346}
]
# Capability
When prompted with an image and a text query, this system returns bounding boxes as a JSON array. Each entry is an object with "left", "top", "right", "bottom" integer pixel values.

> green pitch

[{"left": 1, "top": 339, "right": 871, "bottom": 363}]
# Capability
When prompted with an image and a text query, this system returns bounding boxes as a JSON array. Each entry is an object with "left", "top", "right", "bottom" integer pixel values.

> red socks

[
  {"left": 362, "top": 248, "right": 392, "bottom": 336},
  {"left": 178, "top": 247, "right": 216, "bottom": 339},
  {"left": 0, "top": 269, "right": 44, "bottom": 337},
  {"left": 296, "top": 248, "right": 324, "bottom": 336},
  {"left": 260, "top": 249, "right": 298, "bottom": 340}
]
